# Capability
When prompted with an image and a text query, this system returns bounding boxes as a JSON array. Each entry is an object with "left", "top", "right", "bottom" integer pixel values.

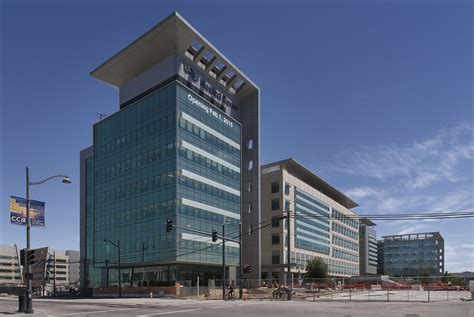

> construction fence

[{"left": 178, "top": 276, "right": 473, "bottom": 302}]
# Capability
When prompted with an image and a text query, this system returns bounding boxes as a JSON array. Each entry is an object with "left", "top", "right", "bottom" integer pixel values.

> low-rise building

[
  {"left": 383, "top": 232, "right": 444, "bottom": 277},
  {"left": 31, "top": 247, "right": 78, "bottom": 294},
  {"left": 0, "top": 244, "right": 22, "bottom": 286}
]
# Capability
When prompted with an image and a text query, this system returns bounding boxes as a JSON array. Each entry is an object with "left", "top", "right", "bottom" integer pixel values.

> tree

[{"left": 305, "top": 257, "right": 328, "bottom": 279}]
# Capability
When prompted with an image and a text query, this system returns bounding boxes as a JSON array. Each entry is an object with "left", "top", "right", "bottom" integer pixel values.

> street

[{"left": 0, "top": 297, "right": 473, "bottom": 317}]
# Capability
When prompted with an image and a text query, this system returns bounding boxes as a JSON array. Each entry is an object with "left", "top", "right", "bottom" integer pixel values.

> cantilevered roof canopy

[
  {"left": 360, "top": 218, "right": 376, "bottom": 226},
  {"left": 91, "top": 11, "right": 258, "bottom": 100},
  {"left": 262, "top": 158, "right": 359, "bottom": 209}
]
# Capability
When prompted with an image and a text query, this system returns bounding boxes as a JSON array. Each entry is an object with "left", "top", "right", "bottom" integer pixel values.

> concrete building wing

[{"left": 262, "top": 158, "right": 358, "bottom": 209}]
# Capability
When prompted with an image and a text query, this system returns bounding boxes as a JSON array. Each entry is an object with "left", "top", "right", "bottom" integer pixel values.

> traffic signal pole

[
  {"left": 287, "top": 207, "right": 292, "bottom": 300},
  {"left": 165, "top": 218, "right": 240, "bottom": 301},
  {"left": 222, "top": 222, "right": 226, "bottom": 300},
  {"left": 238, "top": 222, "right": 242, "bottom": 299},
  {"left": 53, "top": 251, "right": 56, "bottom": 297}
]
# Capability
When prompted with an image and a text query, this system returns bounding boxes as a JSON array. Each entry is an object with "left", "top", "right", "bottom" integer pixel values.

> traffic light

[
  {"left": 28, "top": 249, "right": 36, "bottom": 265},
  {"left": 166, "top": 219, "right": 173, "bottom": 233},
  {"left": 243, "top": 264, "right": 252, "bottom": 274},
  {"left": 20, "top": 248, "right": 26, "bottom": 266},
  {"left": 211, "top": 229, "right": 218, "bottom": 242}
]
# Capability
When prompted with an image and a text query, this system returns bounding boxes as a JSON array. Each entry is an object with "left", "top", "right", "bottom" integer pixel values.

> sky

[{"left": 0, "top": 0, "right": 472, "bottom": 272}]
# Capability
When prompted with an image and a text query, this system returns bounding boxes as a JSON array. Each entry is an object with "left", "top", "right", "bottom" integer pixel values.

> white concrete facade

[{"left": 261, "top": 159, "right": 360, "bottom": 280}]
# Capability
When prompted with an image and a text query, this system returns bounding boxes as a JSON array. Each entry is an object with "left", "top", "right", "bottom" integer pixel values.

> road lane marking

[
  {"left": 137, "top": 308, "right": 202, "bottom": 316},
  {"left": 59, "top": 308, "right": 137, "bottom": 316}
]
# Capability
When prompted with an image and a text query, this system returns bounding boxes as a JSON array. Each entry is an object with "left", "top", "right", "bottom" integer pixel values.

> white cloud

[
  {"left": 397, "top": 224, "right": 429, "bottom": 235},
  {"left": 325, "top": 122, "right": 474, "bottom": 271},
  {"left": 330, "top": 122, "right": 473, "bottom": 190},
  {"left": 444, "top": 244, "right": 474, "bottom": 272}
]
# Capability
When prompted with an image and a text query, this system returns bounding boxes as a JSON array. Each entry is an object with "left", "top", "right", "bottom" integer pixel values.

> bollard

[
  {"left": 150, "top": 292, "right": 153, "bottom": 299},
  {"left": 349, "top": 288, "right": 351, "bottom": 302},
  {"left": 18, "top": 294, "right": 26, "bottom": 312},
  {"left": 387, "top": 289, "right": 389, "bottom": 302}
]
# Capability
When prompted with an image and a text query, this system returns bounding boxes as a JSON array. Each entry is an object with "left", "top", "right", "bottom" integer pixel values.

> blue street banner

[{"left": 9, "top": 196, "right": 45, "bottom": 227}]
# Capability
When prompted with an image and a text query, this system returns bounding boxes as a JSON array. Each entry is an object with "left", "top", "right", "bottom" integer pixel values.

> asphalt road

[{"left": 0, "top": 297, "right": 473, "bottom": 317}]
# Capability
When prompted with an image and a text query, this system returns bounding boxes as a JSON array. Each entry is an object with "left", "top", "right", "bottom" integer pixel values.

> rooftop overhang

[
  {"left": 360, "top": 218, "right": 376, "bottom": 226},
  {"left": 262, "top": 158, "right": 359, "bottom": 209},
  {"left": 90, "top": 11, "right": 258, "bottom": 100}
]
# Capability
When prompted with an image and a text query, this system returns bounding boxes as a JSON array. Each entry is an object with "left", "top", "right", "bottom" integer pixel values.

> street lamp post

[
  {"left": 141, "top": 242, "right": 155, "bottom": 263},
  {"left": 24, "top": 167, "right": 71, "bottom": 314},
  {"left": 104, "top": 239, "right": 121, "bottom": 298}
]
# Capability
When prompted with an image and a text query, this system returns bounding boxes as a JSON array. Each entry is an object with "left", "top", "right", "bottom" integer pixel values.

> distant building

[
  {"left": 31, "top": 247, "right": 78, "bottom": 294},
  {"left": 377, "top": 240, "right": 384, "bottom": 275},
  {"left": 66, "top": 250, "right": 79, "bottom": 284},
  {"left": 261, "top": 159, "right": 360, "bottom": 280},
  {"left": 359, "top": 219, "right": 377, "bottom": 275},
  {"left": 449, "top": 272, "right": 474, "bottom": 286},
  {"left": 0, "top": 244, "right": 22, "bottom": 286},
  {"left": 383, "top": 232, "right": 444, "bottom": 277}
]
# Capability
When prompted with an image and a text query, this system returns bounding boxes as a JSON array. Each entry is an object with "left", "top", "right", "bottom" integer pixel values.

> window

[
  {"left": 248, "top": 139, "right": 253, "bottom": 150},
  {"left": 284, "top": 183, "right": 290, "bottom": 195},
  {"left": 248, "top": 202, "right": 253, "bottom": 213},
  {"left": 272, "top": 235, "right": 280, "bottom": 245},
  {"left": 271, "top": 199, "right": 280, "bottom": 211},
  {"left": 272, "top": 255, "right": 280, "bottom": 264},
  {"left": 248, "top": 182, "right": 253, "bottom": 192},
  {"left": 272, "top": 217, "right": 280, "bottom": 228},
  {"left": 284, "top": 200, "right": 290, "bottom": 211},
  {"left": 271, "top": 182, "right": 279, "bottom": 193},
  {"left": 248, "top": 160, "right": 253, "bottom": 171}
]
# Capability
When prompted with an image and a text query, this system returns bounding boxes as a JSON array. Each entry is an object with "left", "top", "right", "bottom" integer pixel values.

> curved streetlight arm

[{"left": 29, "top": 175, "right": 70, "bottom": 186}]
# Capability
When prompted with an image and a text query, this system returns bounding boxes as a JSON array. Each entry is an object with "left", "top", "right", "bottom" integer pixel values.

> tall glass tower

[{"left": 80, "top": 12, "right": 260, "bottom": 291}]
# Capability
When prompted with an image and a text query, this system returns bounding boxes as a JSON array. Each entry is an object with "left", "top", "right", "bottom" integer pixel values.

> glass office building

[
  {"left": 383, "top": 232, "right": 444, "bottom": 277},
  {"left": 260, "top": 159, "right": 360, "bottom": 280},
  {"left": 80, "top": 12, "right": 260, "bottom": 291}
]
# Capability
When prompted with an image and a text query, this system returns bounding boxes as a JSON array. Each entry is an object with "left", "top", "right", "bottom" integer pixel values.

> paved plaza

[{"left": 0, "top": 296, "right": 473, "bottom": 317}]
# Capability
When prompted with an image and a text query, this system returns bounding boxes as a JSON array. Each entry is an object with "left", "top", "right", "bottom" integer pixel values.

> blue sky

[{"left": 0, "top": 1, "right": 472, "bottom": 272}]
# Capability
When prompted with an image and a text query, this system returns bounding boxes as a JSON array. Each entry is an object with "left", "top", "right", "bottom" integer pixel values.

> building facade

[
  {"left": 383, "top": 232, "right": 444, "bottom": 277},
  {"left": 261, "top": 159, "right": 359, "bottom": 280},
  {"left": 358, "top": 219, "right": 377, "bottom": 275},
  {"left": 80, "top": 12, "right": 260, "bottom": 291},
  {"left": 31, "top": 247, "right": 75, "bottom": 294},
  {"left": 66, "top": 250, "right": 80, "bottom": 285},
  {"left": 0, "top": 244, "right": 22, "bottom": 286},
  {"left": 377, "top": 240, "right": 384, "bottom": 275}
]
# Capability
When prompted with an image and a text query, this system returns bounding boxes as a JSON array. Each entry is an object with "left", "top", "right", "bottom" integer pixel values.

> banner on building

[{"left": 10, "top": 196, "right": 45, "bottom": 227}]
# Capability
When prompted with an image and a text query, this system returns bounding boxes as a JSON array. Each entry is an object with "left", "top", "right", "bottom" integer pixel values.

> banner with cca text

[{"left": 10, "top": 196, "right": 45, "bottom": 227}]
